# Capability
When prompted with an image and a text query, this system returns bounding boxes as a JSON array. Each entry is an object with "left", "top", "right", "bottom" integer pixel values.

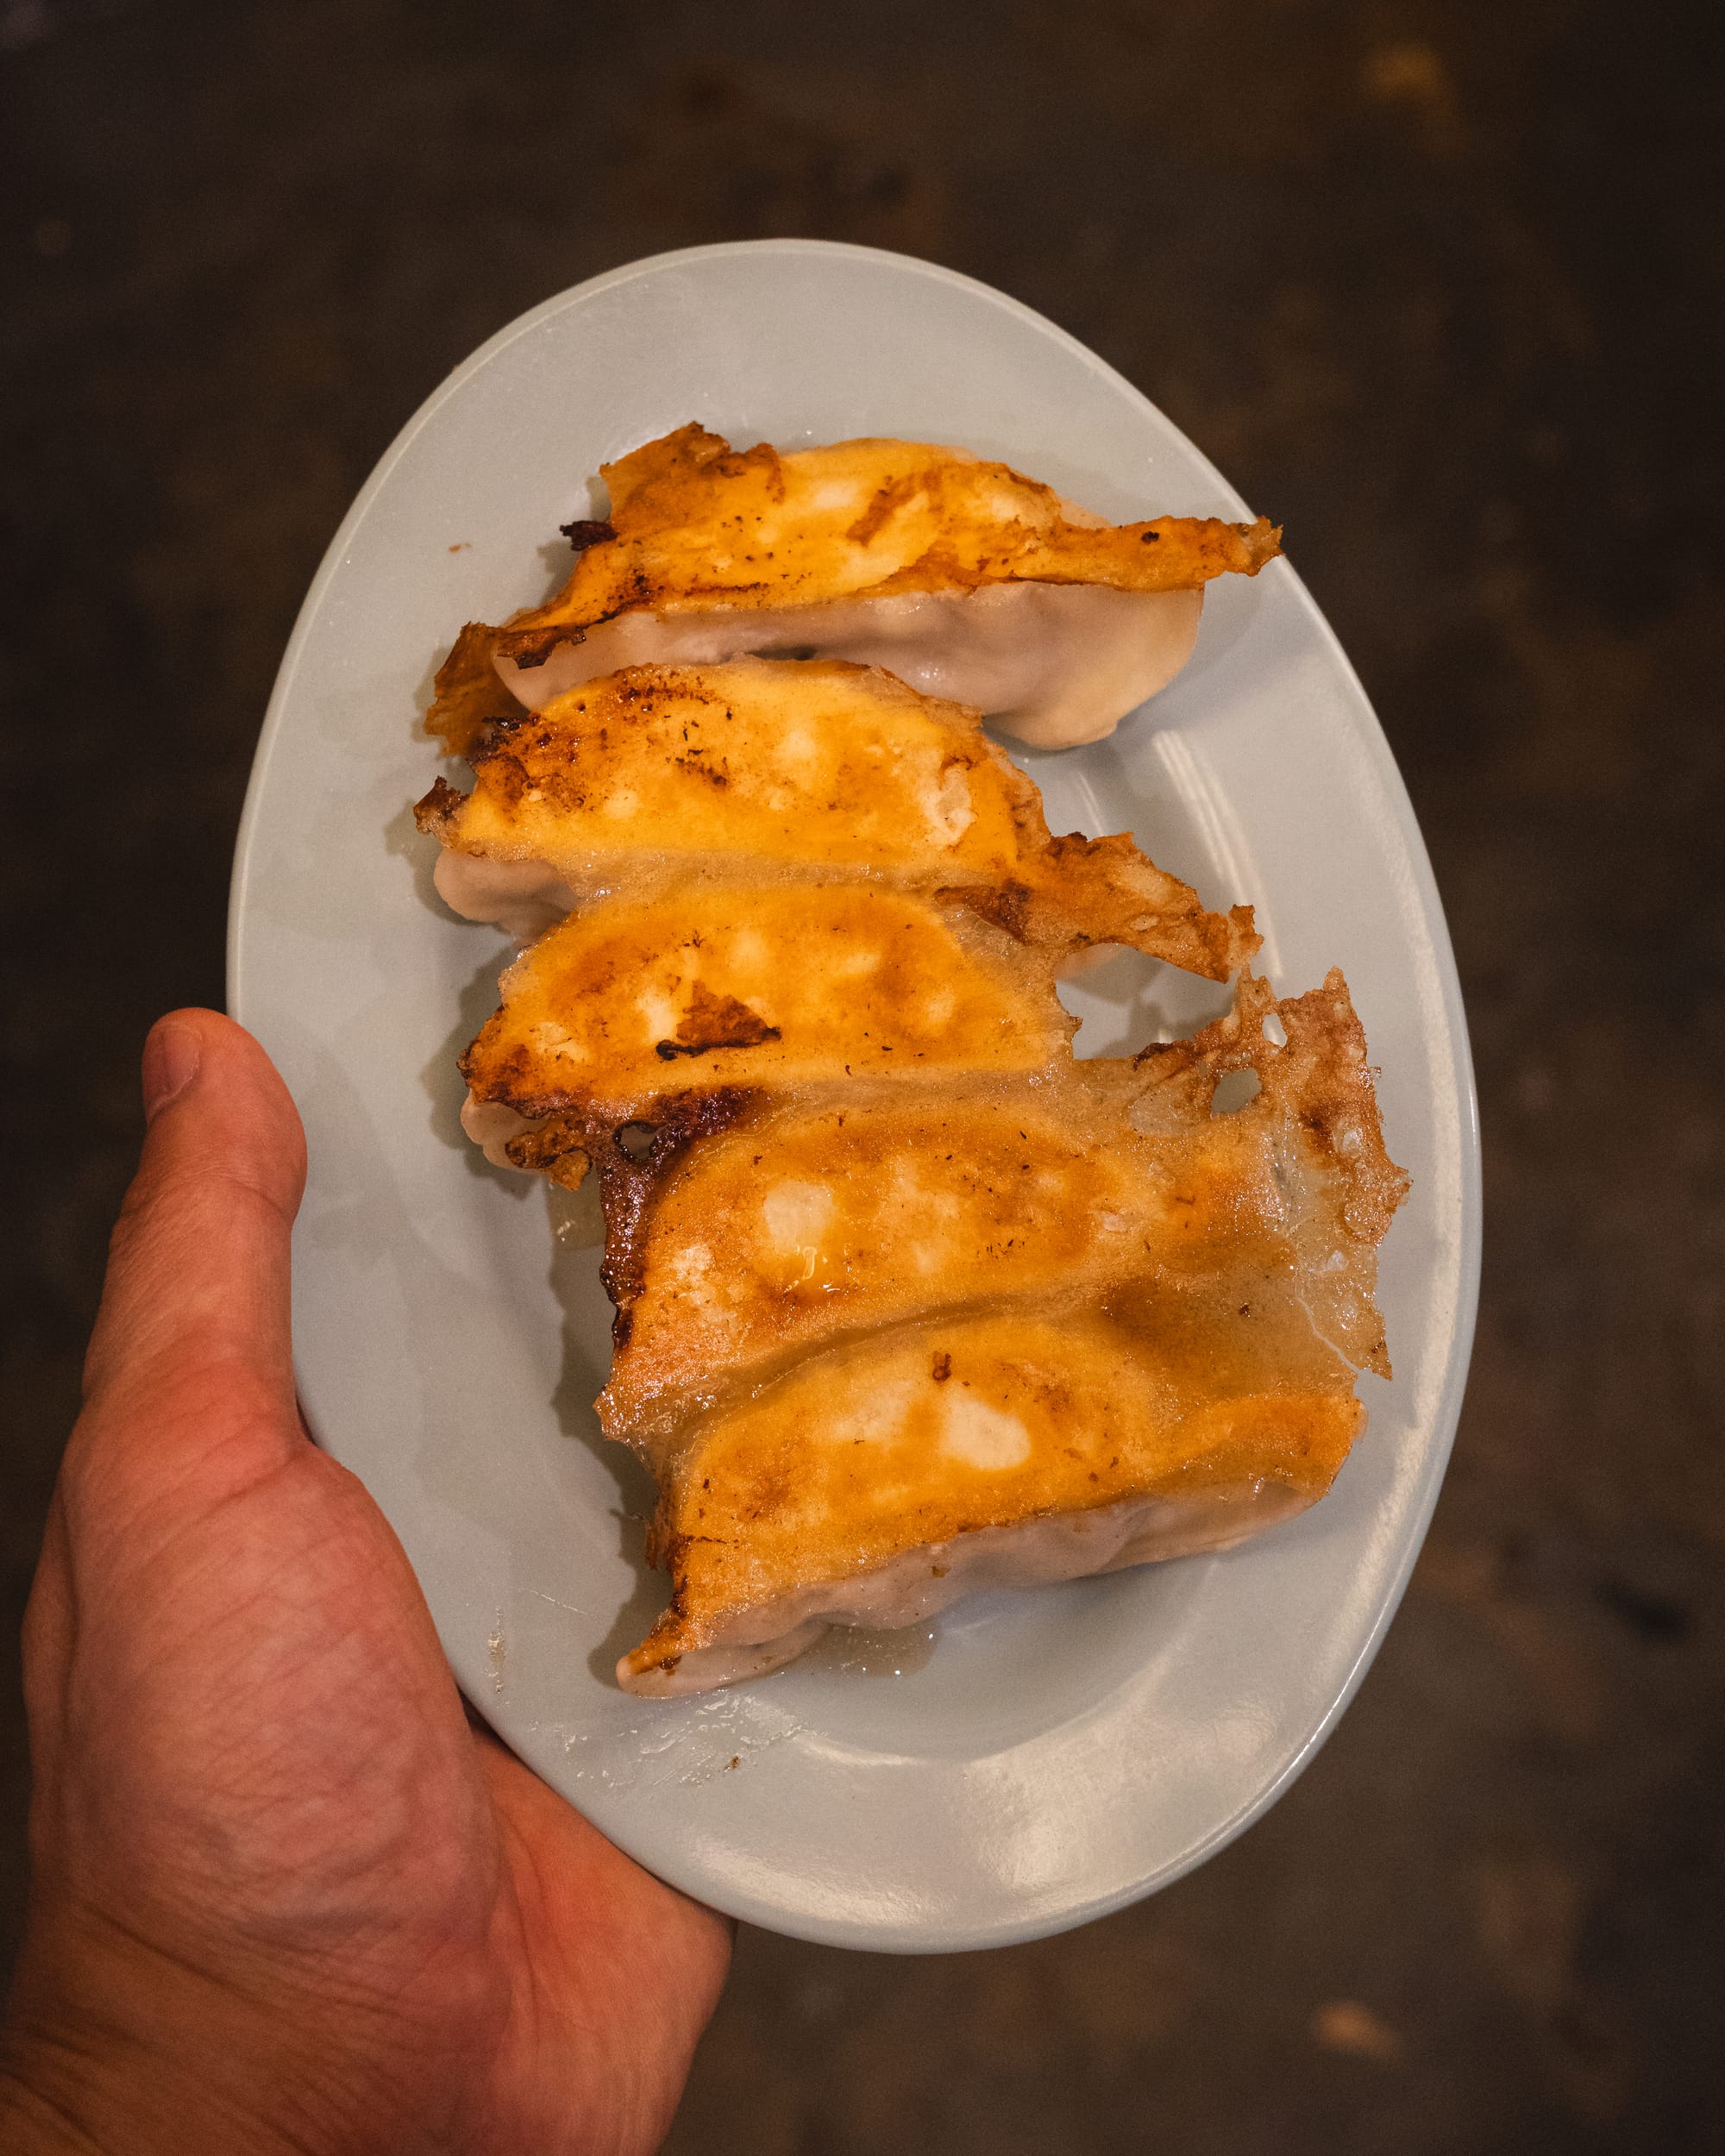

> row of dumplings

[{"left": 417, "top": 427, "right": 1408, "bottom": 1694}]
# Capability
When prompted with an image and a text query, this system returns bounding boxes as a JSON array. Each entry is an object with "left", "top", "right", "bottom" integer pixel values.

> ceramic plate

[{"left": 229, "top": 240, "right": 1479, "bottom": 1952}]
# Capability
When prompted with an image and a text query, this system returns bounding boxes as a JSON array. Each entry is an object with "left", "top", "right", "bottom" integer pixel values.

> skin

[{"left": 0, "top": 1011, "right": 731, "bottom": 2154}]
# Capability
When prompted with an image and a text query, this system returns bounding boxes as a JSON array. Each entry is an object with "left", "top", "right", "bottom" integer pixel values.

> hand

[{"left": 0, "top": 1012, "right": 730, "bottom": 2154}]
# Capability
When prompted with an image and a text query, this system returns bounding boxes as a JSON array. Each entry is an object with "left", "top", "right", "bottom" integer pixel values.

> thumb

[{"left": 80, "top": 1010, "right": 307, "bottom": 1464}]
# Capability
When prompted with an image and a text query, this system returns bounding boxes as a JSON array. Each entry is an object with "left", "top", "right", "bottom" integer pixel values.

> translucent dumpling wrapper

[{"left": 423, "top": 427, "right": 1282, "bottom": 755}]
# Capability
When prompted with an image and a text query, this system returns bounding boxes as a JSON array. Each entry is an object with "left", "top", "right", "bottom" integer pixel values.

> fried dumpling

[
  {"left": 424, "top": 427, "right": 1281, "bottom": 755},
  {"left": 421, "top": 659, "right": 1034, "bottom": 937},
  {"left": 628, "top": 1310, "right": 1358, "bottom": 1693},
  {"left": 613, "top": 971, "right": 1407, "bottom": 1694},
  {"left": 417, "top": 658, "right": 1257, "bottom": 975},
  {"left": 594, "top": 987, "right": 1383, "bottom": 1452},
  {"left": 459, "top": 882, "right": 1079, "bottom": 1186}
]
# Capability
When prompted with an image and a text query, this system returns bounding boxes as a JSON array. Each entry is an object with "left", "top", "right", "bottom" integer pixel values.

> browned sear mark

[
  {"left": 503, "top": 1115, "right": 590, "bottom": 1192},
  {"left": 844, "top": 473, "right": 922, "bottom": 548},
  {"left": 656, "top": 982, "right": 781, "bottom": 1062},
  {"left": 939, "top": 879, "right": 1032, "bottom": 942}
]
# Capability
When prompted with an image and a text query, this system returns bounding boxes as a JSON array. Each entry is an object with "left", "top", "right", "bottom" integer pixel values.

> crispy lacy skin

[
  {"left": 459, "top": 885, "right": 1077, "bottom": 1144},
  {"left": 417, "top": 658, "right": 1257, "bottom": 977},
  {"left": 613, "top": 970, "right": 1408, "bottom": 1692},
  {"left": 424, "top": 426, "right": 1281, "bottom": 754}
]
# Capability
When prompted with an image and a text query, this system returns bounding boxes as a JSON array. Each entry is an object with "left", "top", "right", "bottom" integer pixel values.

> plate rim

[{"left": 229, "top": 238, "right": 1482, "bottom": 1952}]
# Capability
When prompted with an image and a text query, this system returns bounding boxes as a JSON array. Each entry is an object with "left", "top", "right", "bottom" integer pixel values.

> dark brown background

[{"left": 3, "top": 2, "right": 1722, "bottom": 2149}]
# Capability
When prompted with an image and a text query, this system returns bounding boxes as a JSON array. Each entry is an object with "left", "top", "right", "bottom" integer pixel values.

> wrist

[
  {"left": 0, "top": 2004, "right": 316, "bottom": 2156},
  {"left": 2, "top": 1916, "right": 405, "bottom": 2156},
  {"left": 0, "top": 2023, "right": 114, "bottom": 2156}
]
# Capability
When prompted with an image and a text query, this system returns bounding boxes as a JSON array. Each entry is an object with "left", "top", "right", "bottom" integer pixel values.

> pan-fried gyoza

[
  {"left": 424, "top": 425, "right": 1281, "bottom": 755},
  {"left": 418, "top": 442, "right": 1406, "bottom": 1696},
  {"left": 417, "top": 658, "right": 1258, "bottom": 963}
]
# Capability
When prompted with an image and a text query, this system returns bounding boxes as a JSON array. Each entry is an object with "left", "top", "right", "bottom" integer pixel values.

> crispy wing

[{"left": 425, "top": 428, "right": 1282, "bottom": 754}]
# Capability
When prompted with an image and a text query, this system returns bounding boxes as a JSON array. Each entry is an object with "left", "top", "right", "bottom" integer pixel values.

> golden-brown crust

[
  {"left": 459, "top": 882, "right": 1078, "bottom": 1129},
  {"left": 654, "top": 981, "right": 781, "bottom": 1060},
  {"left": 593, "top": 1087, "right": 762, "bottom": 1320},
  {"left": 624, "top": 1304, "right": 1369, "bottom": 1673},
  {"left": 500, "top": 1115, "right": 591, "bottom": 1191},
  {"left": 433, "top": 660, "right": 1037, "bottom": 887},
  {"left": 430, "top": 623, "right": 540, "bottom": 755},
  {"left": 412, "top": 774, "right": 465, "bottom": 842},
  {"left": 425, "top": 426, "right": 1281, "bottom": 750},
  {"left": 1026, "top": 831, "right": 1259, "bottom": 980},
  {"left": 590, "top": 962, "right": 1406, "bottom": 1672}
]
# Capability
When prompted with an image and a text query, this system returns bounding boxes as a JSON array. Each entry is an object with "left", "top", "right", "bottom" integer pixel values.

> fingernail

[{"left": 142, "top": 1020, "right": 201, "bottom": 1122}]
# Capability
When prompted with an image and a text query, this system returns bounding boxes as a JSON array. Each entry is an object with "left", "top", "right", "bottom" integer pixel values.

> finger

[{"left": 81, "top": 1010, "right": 307, "bottom": 1453}]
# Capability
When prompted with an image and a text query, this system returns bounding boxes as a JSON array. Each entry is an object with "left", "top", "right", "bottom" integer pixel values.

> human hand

[{"left": 0, "top": 1011, "right": 730, "bottom": 2155}]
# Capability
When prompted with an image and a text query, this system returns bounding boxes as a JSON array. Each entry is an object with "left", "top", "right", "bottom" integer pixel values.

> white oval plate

[{"left": 229, "top": 241, "right": 1479, "bottom": 1952}]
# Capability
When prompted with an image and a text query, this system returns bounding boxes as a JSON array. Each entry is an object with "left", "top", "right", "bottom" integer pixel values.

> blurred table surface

[{"left": 3, "top": 3, "right": 1722, "bottom": 2151}]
